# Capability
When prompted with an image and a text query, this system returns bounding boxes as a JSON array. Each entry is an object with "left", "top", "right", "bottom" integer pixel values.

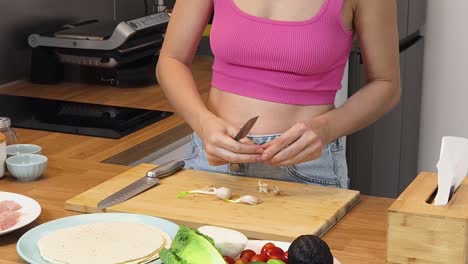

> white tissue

[{"left": 434, "top": 136, "right": 468, "bottom": 205}]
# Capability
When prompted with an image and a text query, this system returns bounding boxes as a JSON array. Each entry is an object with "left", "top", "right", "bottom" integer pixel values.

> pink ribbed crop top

[{"left": 210, "top": 0, "right": 354, "bottom": 105}]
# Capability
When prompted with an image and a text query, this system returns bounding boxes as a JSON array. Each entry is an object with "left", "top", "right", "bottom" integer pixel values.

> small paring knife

[
  {"left": 234, "top": 116, "right": 259, "bottom": 141},
  {"left": 97, "top": 160, "right": 185, "bottom": 209}
]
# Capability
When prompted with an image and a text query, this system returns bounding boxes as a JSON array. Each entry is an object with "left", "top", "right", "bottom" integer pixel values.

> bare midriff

[
  {"left": 207, "top": 88, "right": 334, "bottom": 135},
  {"left": 205, "top": 0, "right": 353, "bottom": 134}
]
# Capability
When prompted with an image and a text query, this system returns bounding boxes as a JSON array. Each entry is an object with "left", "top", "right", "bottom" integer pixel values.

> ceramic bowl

[
  {"left": 6, "top": 144, "right": 42, "bottom": 158},
  {"left": 6, "top": 154, "right": 48, "bottom": 181}
]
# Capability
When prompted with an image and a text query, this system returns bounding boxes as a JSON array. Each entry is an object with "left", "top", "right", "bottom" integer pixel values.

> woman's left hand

[{"left": 260, "top": 119, "right": 330, "bottom": 166}]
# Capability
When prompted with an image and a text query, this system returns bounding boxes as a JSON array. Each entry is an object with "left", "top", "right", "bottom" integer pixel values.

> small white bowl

[
  {"left": 6, "top": 144, "right": 42, "bottom": 158},
  {"left": 6, "top": 154, "right": 48, "bottom": 181}
]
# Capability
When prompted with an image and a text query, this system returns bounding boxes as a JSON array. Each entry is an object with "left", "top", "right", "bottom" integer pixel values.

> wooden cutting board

[{"left": 65, "top": 164, "right": 360, "bottom": 241}]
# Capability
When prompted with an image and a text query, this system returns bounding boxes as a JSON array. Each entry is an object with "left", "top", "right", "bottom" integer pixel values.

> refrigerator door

[
  {"left": 346, "top": 50, "right": 374, "bottom": 194},
  {"left": 397, "top": 0, "right": 409, "bottom": 39},
  {"left": 346, "top": 36, "right": 425, "bottom": 197},
  {"left": 345, "top": 0, "right": 426, "bottom": 197},
  {"left": 398, "top": 38, "right": 425, "bottom": 193},
  {"left": 346, "top": 50, "right": 404, "bottom": 197},
  {"left": 397, "top": 0, "right": 427, "bottom": 39},
  {"left": 408, "top": 0, "right": 427, "bottom": 35}
]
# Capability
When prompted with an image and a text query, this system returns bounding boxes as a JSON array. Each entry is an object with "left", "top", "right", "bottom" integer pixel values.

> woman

[{"left": 156, "top": 0, "right": 400, "bottom": 189}]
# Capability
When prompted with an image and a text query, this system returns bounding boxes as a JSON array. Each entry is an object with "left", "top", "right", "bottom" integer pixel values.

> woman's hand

[
  {"left": 197, "top": 115, "right": 263, "bottom": 166},
  {"left": 260, "top": 118, "right": 330, "bottom": 166}
]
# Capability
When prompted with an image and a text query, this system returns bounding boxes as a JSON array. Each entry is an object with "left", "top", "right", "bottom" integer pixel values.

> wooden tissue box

[{"left": 387, "top": 172, "right": 468, "bottom": 263}]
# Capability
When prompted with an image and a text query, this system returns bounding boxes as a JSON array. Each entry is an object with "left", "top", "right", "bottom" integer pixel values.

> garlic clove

[
  {"left": 239, "top": 195, "right": 261, "bottom": 205},
  {"left": 224, "top": 195, "right": 260, "bottom": 205},
  {"left": 214, "top": 187, "right": 232, "bottom": 199}
]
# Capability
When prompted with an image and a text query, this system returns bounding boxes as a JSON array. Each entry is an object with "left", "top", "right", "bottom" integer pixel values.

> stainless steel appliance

[
  {"left": 28, "top": 12, "right": 170, "bottom": 86},
  {"left": 346, "top": 0, "right": 427, "bottom": 197}
]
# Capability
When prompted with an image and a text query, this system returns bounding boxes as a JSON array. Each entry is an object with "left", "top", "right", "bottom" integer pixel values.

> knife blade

[
  {"left": 97, "top": 160, "right": 185, "bottom": 209},
  {"left": 234, "top": 116, "right": 259, "bottom": 141}
]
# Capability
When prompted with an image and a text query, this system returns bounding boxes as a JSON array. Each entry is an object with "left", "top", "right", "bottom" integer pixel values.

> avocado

[
  {"left": 288, "top": 235, "right": 333, "bottom": 264},
  {"left": 267, "top": 260, "right": 286, "bottom": 264}
]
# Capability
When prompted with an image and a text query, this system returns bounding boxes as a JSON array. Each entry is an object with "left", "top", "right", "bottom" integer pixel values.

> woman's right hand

[
  {"left": 157, "top": 0, "right": 263, "bottom": 166},
  {"left": 196, "top": 115, "right": 263, "bottom": 166}
]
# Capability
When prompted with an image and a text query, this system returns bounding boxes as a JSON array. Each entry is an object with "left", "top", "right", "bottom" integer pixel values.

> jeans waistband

[
  {"left": 246, "top": 134, "right": 281, "bottom": 145},
  {"left": 247, "top": 133, "right": 281, "bottom": 138}
]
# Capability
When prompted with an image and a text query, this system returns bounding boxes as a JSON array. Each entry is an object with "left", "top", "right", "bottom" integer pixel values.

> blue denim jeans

[{"left": 184, "top": 133, "right": 349, "bottom": 189}]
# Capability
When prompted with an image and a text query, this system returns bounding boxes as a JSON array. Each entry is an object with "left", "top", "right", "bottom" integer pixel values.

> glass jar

[
  {"left": 0, "top": 132, "right": 5, "bottom": 178},
  {"left": 0, "top": 117, "right": 17, "bottom": 145}
]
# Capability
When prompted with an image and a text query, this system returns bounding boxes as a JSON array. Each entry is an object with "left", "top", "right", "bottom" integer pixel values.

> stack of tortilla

[{"left": 37, "top": 222, "right": 171, "bottom": 264}]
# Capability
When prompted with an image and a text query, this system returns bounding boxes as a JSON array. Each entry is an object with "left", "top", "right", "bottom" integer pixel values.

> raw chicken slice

[
  {"left": 0, "top": 211, "right": 21, "bottom": 231},
  {"left": 0, "top": 200, "right": 22, "bottom": 213}
]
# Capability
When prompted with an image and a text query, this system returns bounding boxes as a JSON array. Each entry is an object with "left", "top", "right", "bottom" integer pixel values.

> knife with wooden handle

[{"left": 97, "top": 160, "right": 185, "bottom": 209}]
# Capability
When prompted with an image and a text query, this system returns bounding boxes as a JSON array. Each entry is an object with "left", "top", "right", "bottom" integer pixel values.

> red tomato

[
  {"left": 240, "top": 249, "right": 256, "bottom": 261},
  {"left": 268, "top": 254, "right": 288, "bottom": 262},
  {"left": 261, "top": 242, "right": 276, "bottom": 255},
  {"left": 223, "top": 256, "right": 235, "bottom": 264},
  {"left": 249, "top": 254, "right": 268, "bottom": 262},
  {"left": 266, "top": 247, "right": 285, "bottom": 257},
  {"left": 284, "top": 251, "right": 289, "bottom": 262},
  {"left": 233, "top": 258, "right": 248, "bottom": 264}
]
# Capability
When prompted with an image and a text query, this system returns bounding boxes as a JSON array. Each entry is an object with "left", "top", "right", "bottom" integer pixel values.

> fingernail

[{"left": 261, "top": 153, "right": 268, "bottom": 160}]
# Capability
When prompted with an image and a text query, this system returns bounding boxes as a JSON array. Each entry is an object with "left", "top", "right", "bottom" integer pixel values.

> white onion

[{"left": 198, "top": 225, "right": 248, "bottom": 258}]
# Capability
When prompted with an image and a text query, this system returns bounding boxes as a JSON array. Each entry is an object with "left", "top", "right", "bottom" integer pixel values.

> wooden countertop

[
  {"left": 0, "top": 158, "right": 393, "bottom": 264},
  {"left": 0, "top": 56, "right": 213, "bottom": 165},
  {"left": 0, "top": 55, "right": 393, "bottom": 263}
]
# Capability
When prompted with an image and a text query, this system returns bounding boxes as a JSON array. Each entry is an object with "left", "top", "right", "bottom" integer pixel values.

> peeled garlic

[
  {"left": 212, "top": 187, "right": 232, "bottom": 199},
  {"left": 225, "top": 195, "right": 261, "bottom": 205}
]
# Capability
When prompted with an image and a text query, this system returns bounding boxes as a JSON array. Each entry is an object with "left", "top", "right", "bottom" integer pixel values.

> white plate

[
  {"left": 246, "top": 240, "right": 341, "bottom": 264},
  {"left": 0, "top": 191, "right": 42, "bottom": 235}
]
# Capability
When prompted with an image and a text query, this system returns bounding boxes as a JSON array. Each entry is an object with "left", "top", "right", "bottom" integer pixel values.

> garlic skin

[
  {"left": 271, "top": 185, "right": 281, "bottom": 195},
  {"left": 258, "top": 180, "right": 269, "bottom": 193},
  {"left": 258, "top": 180, "right": 282, "bottom": 196}
]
